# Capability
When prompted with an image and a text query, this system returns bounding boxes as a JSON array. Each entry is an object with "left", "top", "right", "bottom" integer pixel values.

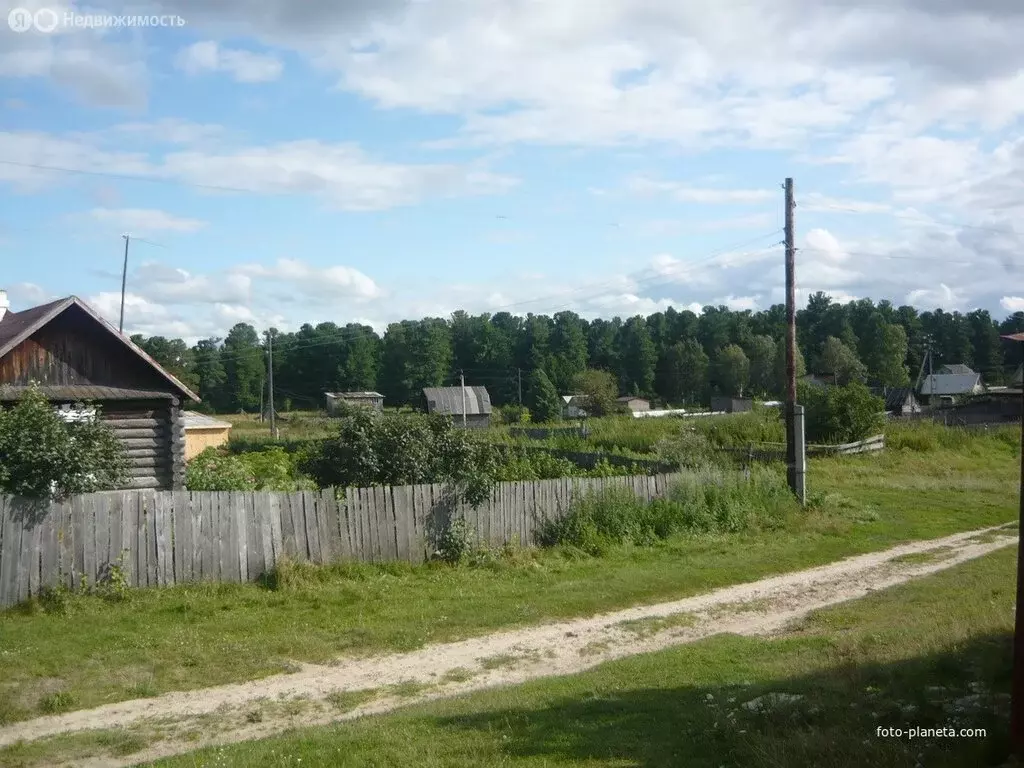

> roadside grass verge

[
  {"left": 131, "top": 543, "right": 1014, "bottom": 767},
  {"left": 0, "top": 429, "right": 1016, "bottom": 725}
]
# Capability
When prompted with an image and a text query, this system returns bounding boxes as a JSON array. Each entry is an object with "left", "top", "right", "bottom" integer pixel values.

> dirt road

[{"left": 0, "top": 523, "right": 1015, "bottom": 767}]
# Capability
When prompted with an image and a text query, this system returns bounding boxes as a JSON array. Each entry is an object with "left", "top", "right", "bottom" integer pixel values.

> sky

[{"left": 1, "top": 0, "right": 1024, "bottom": 342}]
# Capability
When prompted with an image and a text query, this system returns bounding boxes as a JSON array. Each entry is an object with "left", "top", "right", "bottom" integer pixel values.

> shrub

[
  {"left": 498, "top": 405, "right": 531, "bottom": 424},
  {"left": 0, "top": 385, "right": 127, "bottom": 499},
  {"left": 800, "top": 382, "right": 885, "bottom": 443},
  {"left": 185, "top": 448, "right": 256, "bottom": 491}
]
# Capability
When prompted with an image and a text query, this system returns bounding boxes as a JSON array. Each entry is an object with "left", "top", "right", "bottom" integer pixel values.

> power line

[{"left": 804, "top": 199, "right": 1022, "bottom": 238}]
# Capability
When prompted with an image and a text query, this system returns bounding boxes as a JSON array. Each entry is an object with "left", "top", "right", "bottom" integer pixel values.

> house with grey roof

[
  {"left": 919, "top": 363, "right": 984, "bottom": 403},
  {"left": 880, "top": 387, "right": 921, "bottom": 416},
  {"left": 423, "top": 386, "right": 492, "bottom": 428}
]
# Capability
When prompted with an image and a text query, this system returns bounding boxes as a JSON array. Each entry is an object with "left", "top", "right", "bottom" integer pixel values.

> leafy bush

[
  {"left": 186, "top": 446, "right": 316, "bottom": 491},
  {"left": 185, "top": 448, "right": 256, "bottom": 491},
  {"left": 800, "top": 382, "right": 885, "bottom": 443},
  {"left": 302, "top": 410, "right": 498, "bottom": 506},
  {"left": 498, "top": 405, "right": 531, "bottom": 425},
  {"left": 0, "top": 385, "right": 127, "bottom": 499},
  {"left": 691, "top": 408, "right": 786, "bottom": 448},
  {"left": 537, "top": 466, "right": 794, "bottom": 555}
]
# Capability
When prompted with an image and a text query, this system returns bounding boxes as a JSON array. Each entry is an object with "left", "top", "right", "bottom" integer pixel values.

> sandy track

[{"left": 0, "top": 524, "right": 1016, "bottom": 767}]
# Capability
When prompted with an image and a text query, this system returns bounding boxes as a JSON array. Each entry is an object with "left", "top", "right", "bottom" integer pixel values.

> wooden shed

[
  {"left": 325, "top": 391, "right": 384, "bottom": 414},
  {"left": 0, "top": 294, "right": 199, "bottom": 490},
  {"left": 423, "top": 386, "right": 492, "bottom": 428},
  {"left": 183, "top": 412, "right": 233, "bottom": 460}
]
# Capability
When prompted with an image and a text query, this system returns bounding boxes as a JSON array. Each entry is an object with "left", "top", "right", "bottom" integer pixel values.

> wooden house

[
  {"left": 423, "top": 386, "right": 492, "bottom": 428},
  {"left": 325, "top": 391, "right": 384, "bottom": 414},
  {"left": 710, "top": 396, "right": 753, "bottom": 414},
  {"left": 0, "top": 294, "right": 199, "bottom": 490},
  {"left": 183, "top": 412, "right": 233, "bottom": 460},
  {"left": 617, "top": 396, "right": 651, "bottom": 413}
]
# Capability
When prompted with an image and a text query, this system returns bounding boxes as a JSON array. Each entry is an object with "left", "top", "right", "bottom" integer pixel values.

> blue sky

[{"left": 1, "top": 0, "right": 1023, "bottom": 340}]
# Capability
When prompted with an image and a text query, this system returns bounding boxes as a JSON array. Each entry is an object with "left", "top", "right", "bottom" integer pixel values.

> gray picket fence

[{"left": 0, "top": 473, "right": 682, "bottom": 608}]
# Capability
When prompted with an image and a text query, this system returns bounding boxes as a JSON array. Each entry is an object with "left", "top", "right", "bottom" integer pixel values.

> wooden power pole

[
  {"left": 784, "top": 178, "right": 805, "bottom": 503},
  {"left": 267, "top": 330, "right": 277, "bottom": 438}
]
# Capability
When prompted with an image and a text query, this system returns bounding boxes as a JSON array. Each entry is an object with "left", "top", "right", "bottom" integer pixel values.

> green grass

[
  {"left": 142, "top": 546, "right": 1017, "bottom": 768},
  {"left": 0, "top": 425, "right": 1017, "bottom": 726}
]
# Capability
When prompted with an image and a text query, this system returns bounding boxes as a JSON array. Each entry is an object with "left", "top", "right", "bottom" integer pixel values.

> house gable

[{"left": 0, "top": 299, "right": 197, "bottom": 400}]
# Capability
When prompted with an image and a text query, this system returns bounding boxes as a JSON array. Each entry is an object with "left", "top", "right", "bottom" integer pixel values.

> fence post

[{"left": 793, "top": 405, "right": 807, "bottom": 505}]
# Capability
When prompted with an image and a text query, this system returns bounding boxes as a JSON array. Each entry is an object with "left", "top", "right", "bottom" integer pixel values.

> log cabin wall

[{"left": 99, "top": 400, "right": 184, "bottom": 491}]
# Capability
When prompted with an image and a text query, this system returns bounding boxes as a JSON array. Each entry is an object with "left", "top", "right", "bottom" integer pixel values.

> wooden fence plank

[
  {"left": 303, "top": 491, "right": 322, "bottom": 564},
  {"left": 265, "top": 494, "right": 280, "bottom": 567},
  {"left": 255, "top": 493, "right": 273, "bottom": 577},
  {"left": 390, "top": 486, "right": 410, "bottom": 563},
  {"left": 291, "top": 492, "right": 308, "bottom": 562},
  {"left": 72, "top": 495, "right": 87, "bottom": 591},
  {"left": 410, "top": 484, "right": 426, "bottom": 564},
  {"left": 318, "top": 490, "right": 337, "bottom": 564},
  {"left": 216, "top": 491, "right": 231, "bottom": 580},
  {"left": 348, "top": 487, "right": 362, "bottom": 562},
  {"left": 122, "top": 492, "right": 139, "bottom": 587},
  {"left": 243, "top": 492, "right": 258, "bottom": 581},
  {"left": 0, "top": 500, "right": 21, "bottom": 607},
  {"left": 170, "top": 491, "right": 186, "bottom": 584},
  {"left": 279, "top": 489, "right": 295, "bottom": 559},
  {"left": 153, "top": 493, "right": 168, "bottom": 587},
  {"left": 369, "top": 486, "right": 384, "bottom": 562},
  {"left": 236, "top": 492, "right": 250, "bottom": 583},
  {"left": 146, "top": 493, "right": 160, "bottom": 588},
  {"left": 40, "top": 502, "right": 60, "bottom": 591},
  {"left": 93, "top": 497, "right": 110, "bottom": 586},
  {"left": 270, "top": 492, "right": 284, "bottom": 566},
  {"left": 107, "top": 494, "right": 125, "bottom": 582}
]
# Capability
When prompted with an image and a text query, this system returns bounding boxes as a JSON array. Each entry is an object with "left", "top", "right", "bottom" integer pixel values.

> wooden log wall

[
  {"left": 0, "top": 472, "right": 684, "bottom": 607},
  {"left": 101, "top": 402, "right": 175, "bottom": 491}
]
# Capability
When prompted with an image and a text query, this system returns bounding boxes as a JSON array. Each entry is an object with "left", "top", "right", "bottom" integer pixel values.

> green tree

[
  {"left": 132, "top": 335, "right": 197, "bottom": 390},
  {"left": 967, "top": 309, "right": 1004, "bottom": 383},
  {"left": 191, "top": 338, "right": 227, "bottom": 411},
  {"left": 658, "top": 339, "right": 708, "bottom": 405},
  {"left": 549, "top": 311, "right": 589, "bottom": 393},
  {"left": 574, "top": 368, "right": 619, "bottom": 417},
  {"left": 338, "top": 326, "right": 380, "bottom": 392},
  {"left": 617, "top": 316, "right": 656, "bottom": 396},
  {"left": 222, "top": 323, "right": 264, "bottom": 412},
  {"left": 713, "top": 344, "right": 750, "bottom": 397},
  {"left": 526, "top": 368, "right": 562, "bottom": 423},
  {"left": 0, "top": 386, "right": 127, "bottom": 498},
  {"left": 745, "top": 335, "right": 777, "bottom": 397},
  {"left": 774, "top": 339, "right": 807, "bottom": 396},
  {"left": 861, "top": 314, "right": 909, "bottom": 386},
  {"left": 819, "top": 336, "right": 867, "bottom": 385}
]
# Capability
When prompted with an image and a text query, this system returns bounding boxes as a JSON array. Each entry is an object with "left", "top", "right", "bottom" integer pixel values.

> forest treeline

[{"left": 130, "top": 292, "right": 1024, "bottom": 414}]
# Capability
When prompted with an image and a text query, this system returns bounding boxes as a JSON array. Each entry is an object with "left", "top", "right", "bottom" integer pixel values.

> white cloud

[
  {"left": 627, "top": 177, "right": 775, "bottom": 204},
  {"left": 1001, "top": 297, "right": 1024, "bottom": 313},
  {"left": 0, "top": 131, "right": 518, "bottom": 211},
  {"left": 176, "top": 41, "right": 284, "bottom": 83},
  {"left": 88, "top": 208, "right": 207, "bottom": 233}
]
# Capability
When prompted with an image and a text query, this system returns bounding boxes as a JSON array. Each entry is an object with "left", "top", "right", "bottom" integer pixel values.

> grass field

[
  {"left": 0, "top": 422, "right": 1017, "bottom": 728},
  {"left": 141, "top": 547, "right": 1016, "bottom": 768},
  {"left": 4, "top": 539, "right": 1015, "bottom": 767}
]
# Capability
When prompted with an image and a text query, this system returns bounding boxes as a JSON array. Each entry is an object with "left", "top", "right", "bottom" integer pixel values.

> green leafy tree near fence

[
  {"left": 799, "top": 381, "right": 885, "bottom": 443},
  {"left": 0, "top": 386, "right": 127, "bottom": 499},
  {"left": 574, "top": 368, "right": 619, "bottom": 417}
]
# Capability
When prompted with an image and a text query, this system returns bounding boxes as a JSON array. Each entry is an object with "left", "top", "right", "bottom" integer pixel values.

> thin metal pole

[
  {"left": 1013, "top": 381, "right": 1024, "bottom": 755},
  {"left": 119, "top": 235, "right": 130, "bottom": 333},
  {"left": 268, "top": 330, "right": 277, "bottom": 438}
]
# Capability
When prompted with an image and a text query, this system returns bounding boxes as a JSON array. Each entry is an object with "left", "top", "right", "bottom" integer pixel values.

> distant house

[
  {"left": 710, "top": 396, "right": 753, "bottom": 414},
  {"left": 879, "top": 387, "right": 921, "bottom": 417},
  {"left": 0, "top": 292, "right": 199, "bottom": 490},
  {"left": 919, "top": 365, "right": 984, "bottom": 401},
  {"left": 325, "top": 391, "right": 384, "bottom": 414},
  {"left": 561, "top": 394, "right": 588, "bottom": 419},
  {"left": 423, "top": 386, "right": 492, "bottom": 428},
  {"left": 183, "top": 412, "right": 232, "bottom": 460},
  {"left": 617, "top": 396, "right": 650, "bottom": 413}
]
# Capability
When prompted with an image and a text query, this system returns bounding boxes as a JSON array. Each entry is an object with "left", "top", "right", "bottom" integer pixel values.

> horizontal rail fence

[
  {"left": 0, "top": 473, "right": 682, "bottom": 608},
  {"left": 719, "top": 434, "right": 886, "bottom": 463}
]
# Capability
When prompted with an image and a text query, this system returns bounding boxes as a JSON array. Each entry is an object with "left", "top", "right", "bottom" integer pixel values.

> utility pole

[
  {"left": 460, "top": 370, "right": 467, "bottom": 428},
  {"left": 784, "top": 178, "right": 805, "bottom": 504},
  {"left": 517, "top": 368, "right": 523, "bottom": 406},
  {"left": 119, "top": 235, "right": 130, "bottom": 334},
  {"left": 267, "top": 330, "right": 277, "bottom": 438},
  {"left": 1001, "top": 331, "right": 1024, "bottom": 757}
]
